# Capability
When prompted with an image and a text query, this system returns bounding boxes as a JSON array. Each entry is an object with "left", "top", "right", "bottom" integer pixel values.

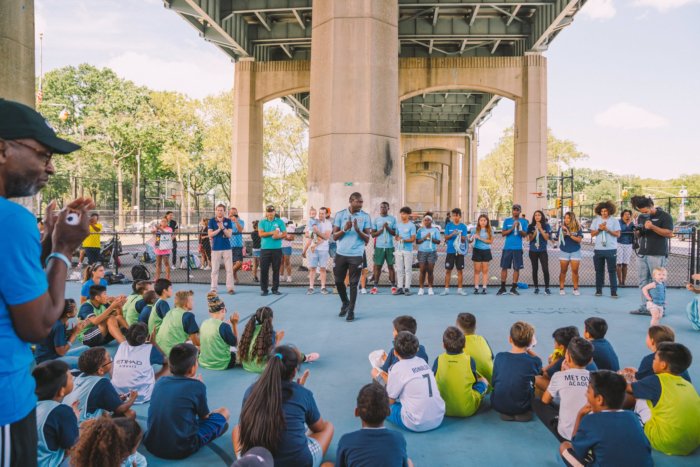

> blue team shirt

[
  {"left": 527, "top": 223, "right": 551, "bottom": 253},
  {"left": 636, "top": 353, "right": 691, "bottom": 383},
  {"left": 34, "top": 320, "right": 69, "bottom": 363},
  {"left": 395, "top": 221, "right": 416, "bottom": 252},
  {"left": 417, "top": 227, "right": 440, "bottom": 252},
  {"left": 334, "top": 209, "right": 372, "bottom": 257},
  {"left": 557, "top": 227, "right": 583, "bottom": 253},
  {"left": 229, "top": 218, "right": 245, "bottom": 248},
  {"left": 242, "top": 381, "right": 321, "bottom": 467},
  {"left": 571, "top": 411, "right": 652, "bottom": 467},
  {"left": 372, "top": 215, "right": 397, "bottom": 249},
  {"left": 86, "top": 378, "right": 124, "bottom": 414},
  {"left": 155, "top": 300, "right": 170, "bottom": 319},
  {"left": 138, "top": 305, "right": 153, "bottom": 324},
  {"left": 471, "top": 227, "right": 491, "bottom": 250},
  {"left": 336, "top": 428, "right": 409, "bottom": 467},
  {"left": 0, "top": 197, "right": 49, "bottom": 425},
  {"left": 502, "top": 218, "right": 528, "bottom": 250},
  {"left": 381, "top": 344, "right": 429, "bottom": 373},
  {"left": 491, "top": 352, "right": 542, "bottom": 415},
  {"left": 42, "top": 404, "right": 79, "bottom": 451},
  {"left": 591, "top": 338, "right": 620, "bottom": 371},
  {"left": 208, "top": 217, "right": 234, "bottom": 251},
  {"left": 444, "top": 222, "right": 468, "bottom": 254},
  {"left": 80, "top": 279, "right": 109, "bottom": 299},
  {"left": 618, "top": 221, "right": 635, "bottom": 245}
]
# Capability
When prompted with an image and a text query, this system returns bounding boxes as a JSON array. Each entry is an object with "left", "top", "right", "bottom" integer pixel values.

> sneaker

[
  {"left": 304, "top": 352, "right": 320, "bottom": 363},
  {"left": 559, "top": 289, "right": 565, "bottom": 296},
  {"left": 481, "top": 288, "right": 487, "bottom": 295},
  {"left": 346, "top": 310, "right": 355, "bottom": 322},
  {"left": 307, "top": 288, "right": 314, "bottom": 295},
  {"left": 227, "top": 289, "right": 235, "bottom": 295},
  {"left": 339, "top": 303, "right": 349, "bottom": 317},
  {"left": 595, "top": 291, "right": 603, "bottom": 297},
  {"left": 441, "top": 289, "right": 449, "bottom": 296},
  {"left": 534, "top": 288, "right": 540, "bottom": 295},
  {"left": 320, "top": 288, "right": 329, "bottom": 295},
  {"left": 513, "top": 411, "right": 533, "bottom": 422},
  {"left": 497, "top": 287, "right": 507, "bottom": 296},
  {"left": 510, "top": 287, "right": 519, "bottom": 296},
  {"left": 392, "top": 288, "right": 404, "bottom": 296},
  {"left": 403, "top": 288, "right": 412, "bottom": 296},
  {"left": 360, "top": 288, "right": 367, "bottom": 295},
  {"left": 253, "top": 276, "right": 259, "bottom": 282},
  {"left": 203, "top": 266, "right": 211, "bottom": 270},
  {"left": 391, "top": 287, "right": 397, "bottom": 294},
  {"left": 428, "top": 288, "right": 435, "bottom": 296},
  {"left": 370, "top": 287, "right": 378, "bottom": 295},
  {"left": 261, "top": 291, "right": 269, "bottom": 296},
  {"left": 629, "top": 308, "right": 651, "bottom": 316},
  {"left": 457, "top": 289, "right": 467, "bottom": 296},
  {"left": 611, "top": 292, "right": 618, "bottom": 298},
  {"left": 272, "top": 291, "right": 282, "bottom": 296},
  {"left": 286, "top": 276, "right": 292, "bottom": 283},
  {"left": 573, "top": 289, "right": 581, "bottom": 296},
  {"left": 544, "top": 288, "right": 551, "bottom": 295},
  {"left": 474, "top": 288, "right": 479, "bottom": 295},
  {"left": 417, "top": 288, "right": 424, "bottom": 296}
]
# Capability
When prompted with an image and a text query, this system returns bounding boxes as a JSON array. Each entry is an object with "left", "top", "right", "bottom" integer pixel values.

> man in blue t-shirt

[
  {"left": 498, "top": 204, "right": 529, "bottom": 296},
  {"left": 370, "top": 202, "right": 397, "bottom": 294},
  {"left": 228, "top": 207, "right": 246, "bottom": 284},
  {"left": 333, "top": 192, "right": 372, "bottom": 322},
  {"left": 207, "top": 204, "right": 234, "bottom": 294},
  {"left": 0, "top": 99, "right": 95, "bottom": 465},
  {"left": 258, "top": 205, "right": 287, "bottom": 296},
  {"left": 442, "top": 208, "right": 469, "bottom": 296}
]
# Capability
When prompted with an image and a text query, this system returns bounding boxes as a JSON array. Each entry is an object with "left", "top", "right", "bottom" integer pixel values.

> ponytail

[
  {"left": 238, "top": 307, "right": 274, "bottom": 363},
  {"left": 83, "top": 264, "right": 94, "bottom": 283}
]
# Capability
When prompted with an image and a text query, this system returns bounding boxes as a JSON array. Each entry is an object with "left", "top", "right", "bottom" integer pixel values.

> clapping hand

[
  {"left": 297, "top": 369, "right": 310, "bottom": 386},
  {"left": 49, "top": 197, "right": 95, "bottom": 256},
  {"left": 230, "top": 312, "right": 240, "bottom": 324}
]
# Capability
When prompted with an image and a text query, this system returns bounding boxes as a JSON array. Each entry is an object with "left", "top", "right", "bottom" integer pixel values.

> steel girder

[{"left": 401, "top": 91, "right": 501, "bottom": 133}]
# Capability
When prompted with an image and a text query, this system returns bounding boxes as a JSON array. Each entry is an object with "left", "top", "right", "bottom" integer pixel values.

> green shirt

[
  {"left": 464, "top": 334, "right": 494, "bottom": 383},
  {"left": 78, "top": 302, "right": 106, "bottom": 342},
  {"left": 258, "top": 218, "right": 287, "bottom": 250},
  {"left": 123, "top": 294, "right": 141, "bottom": 326},
  {"left": 241, "top": 324, "right": 268, "bottom": 374},
  {"left": 155, "top": 307, "right": 189, "bottom": 357},
  {"left": 435, "top": 352, "right": 482, "bottom": 417},
  {"left": 199, "top": 318, "right": 232, "bottom": 370}
]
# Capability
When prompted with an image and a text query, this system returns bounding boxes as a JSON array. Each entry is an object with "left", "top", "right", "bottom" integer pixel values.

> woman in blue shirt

[
  {"left": 415, "top": 215, "right": 441, "bottom": 296},
  {"left": 470, "top": 214, "right": 493, "bottom": 294},
  {"left": 617, "top": 209, "right": 635, "bottom": 286},
  {"left": 555, "top": 212, "right": 583, "bottom": 296},
  {"left": 527, "top": 210, "right": 552, "bottom": 295},
  {"left": 80, "top": 264, "right": 108, "bottom": 304}
]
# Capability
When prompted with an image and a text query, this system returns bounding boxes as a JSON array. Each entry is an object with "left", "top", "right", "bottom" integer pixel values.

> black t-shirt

[
  {"left": 169, "top": 220, "right": 178, "bottom": 241},
  {"left": 637, "top": 208, "right": 673, "bottom": 256}
]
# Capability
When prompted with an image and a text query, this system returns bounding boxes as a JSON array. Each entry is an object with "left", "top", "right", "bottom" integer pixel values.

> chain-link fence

[
  {"left": 72, "top": 229, "right": 697, "bottom": 288},
  {"left": 576, "top": 197, "right": 700, "bottom": 223}
]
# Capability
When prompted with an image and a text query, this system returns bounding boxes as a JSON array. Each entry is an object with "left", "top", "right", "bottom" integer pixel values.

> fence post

[
  {"left": 186, "top": 232, "right": 191, "bottom": 284},
  {"left": 114, "top": 231, "right": 119, "bottom": 275},
  {"left": 691, "top": 228, "right": 697, "bottom": 282}
]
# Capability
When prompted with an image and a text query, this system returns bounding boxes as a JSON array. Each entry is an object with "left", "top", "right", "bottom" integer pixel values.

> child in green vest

[
  {"left": 199, "top": 292, "right": 240, "bottom": 370},
  {"left": 156, "top": 290, "right": 200, "bottom": 357},
  {"left": 124, "top": 280, "right": 153, "bottom": 326},
  {"left": 433, "top": 326, "right": 488, "bottom": 417},
  {"left": 77, "top": 286, "right": 128, "bottom": 348},
  {"left": 457, "top": 312, "right": 494, "bottom": 383},
  {"left": 627, "top": 342, "right": 700, "bottom": 456},
  {"left": 148, "top": 278, "right": 173, "bottom": 334},
  {"left": 32, "top": 360, "right": 79, "bottom": 467}
]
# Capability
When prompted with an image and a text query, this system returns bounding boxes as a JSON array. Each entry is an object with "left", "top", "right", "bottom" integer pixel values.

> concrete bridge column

[
  {"left": 448, "top": 151, "right": 460, "bottom": 212},
  {"left": 231, "top": 59, "right": 264, "bottom": 221},
  {"left": 469, "top": 134, "right": 479, "bottom": 221},
  {"left": 308, "top": 0, "right": 400, "bottom": 215},
  {"left": 0, "top": 0, "right": 34, "bottom": 106},
  {"left": 514, "top": 53, "right": 547, "bottom": 216}
]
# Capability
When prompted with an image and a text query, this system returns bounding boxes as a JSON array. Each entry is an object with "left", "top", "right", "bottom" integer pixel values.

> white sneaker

[
  {"left": 441, "top": 288, "right": 449, "bottom": 296},
  {"left": 457, "top": 288, "right": 467, "bottom": 296},
  {"left": 573, "top": 289, "right": 581, "bottom": 296},
  {"left": 360, "top": 288, "right": 367, "bottom": 294},
  {"left": 417, "top": 288, "right": 424, "bottom": 296},
  {"left": 428, "top": 288, "right": 435, "bottom": 296},
  {"left": 559, "top": 289, "right": 566, "bottom": 296},
  {"left": 286, "top": 276, "right": 292, "bottom": 283}
]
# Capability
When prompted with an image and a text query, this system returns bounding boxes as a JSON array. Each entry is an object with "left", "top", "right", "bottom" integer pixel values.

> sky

[{"left": 35, "top": 0, "right": 700, "bottom": 180}]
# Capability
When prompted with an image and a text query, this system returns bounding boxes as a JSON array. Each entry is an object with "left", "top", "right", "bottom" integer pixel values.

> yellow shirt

[
  {"left": 464, "top": 334, "right": 494, "bottom": 383},
  {"left": 82, "top": 223, "right": 102, "bottom": 248}
]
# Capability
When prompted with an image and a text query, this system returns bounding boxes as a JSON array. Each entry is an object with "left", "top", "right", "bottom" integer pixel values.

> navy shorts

[
  {"left": 197, "top": 412, "right": 228, "bottom": 448},
  {"left": 231, "top": 247, "right": 243, "bottom": 262},
  {"left": 500, "top": 250, "right": 524, "bottom": 270}
]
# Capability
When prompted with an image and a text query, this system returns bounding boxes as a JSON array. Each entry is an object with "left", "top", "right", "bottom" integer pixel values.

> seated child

[
  {"left": 63, "top": 347, "right": 137, "bottom": 423},
  {"left": 621, "top": 325, "right": 692, "bottom": 383},
  {"left": 371, "top": 315, "right": 430, "bottom": 383},
  {"left": 70, "top": 416, "right": 132, "bottom": 467},
  {"left": 32, "top": 360, "right": 79, "bottom": 467},
  {"left": 112, "top": 323, "right": 169, "bottom": 404},
  {"left": 238, "top": 306, "right": 318, "bottom": 373},
  {"left": 144, "top": 343, "right": 230, "bottom": 459},
  {"left": 114, "top": 417, "right": 148, "bottom": 467},
  {"left": 148, "top": 278, "right": 173, "bottom": 334},
  {"left": 533, "top": 337, "right": 594, "bottom": 441},
  {"left": 330, "top": 382, "right": 412, "bottom": 467},
  {"left": 137, "top": 290, "right": 159, "bottom": 325},
  {"left": 627, "top": 342, "right": 700, "bottom": 456},
  {"left": 536, "top": 326, "right": 597, "bottom": 392},
  {"left": 559, "top": 370, "right": 652, "bottom": 467},
  {"left": 686, "top": 272, "right": 700, "bottom": 330},
  {"left": 456, "top": 312, "right": 494, "bottom": 383},
  {"left": 386, "top": 331, "right": 445, "bottom": 432},
  {"left": 642, "top": 267, "right": 667, "bottom": 326},
  {"left": 155, "top": 290, "right": 200, "bottom": 357},
  {"left": 583, "top": 317, "right": 620, "bottom": 371},
  {"left": 433, "top": 326, "right": 488, "bottom": 418},
  {"left": 124, "top": 280, "right": 152, "bottom": 326},
  {"left": 77, "top": 286, "right": 128, "bottom": 347},
  {"left": 491, "top": 321, "right": 542, "bottom": 421},
  {"left": 234, "top": 345, "right": 334, "bottom": 466},
  {"left": 35, "top": 299, "right": 88, "bottom": 368},
  {"left": 198, "top": 292, "right": 240, "bottom": 370}
]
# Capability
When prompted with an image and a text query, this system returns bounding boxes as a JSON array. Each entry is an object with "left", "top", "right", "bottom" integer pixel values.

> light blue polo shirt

[
  {"left": 444, "top": 222, "right": 468, "bottom": 254},
  {"left": 502, "top": 217, "right": 528, "bottom": 250},
  {"left": 417, "top": 227, "right": 441, "bottom": 252},
  {"left": 396, "top": 221, "right": 417, "bottom": 252},
  {"left": 0, "top": 198, "right": 49, "bottom": 425},
  {"left": 471, "top": 227, "right": 492, "bottom": 250},
  {"left": 229, "top": 217, "right": 245, "bottom": 248},
  {"left": 372, "top": 215, "right": 397, "bottom": 249},
  {"left": 590, "top": 216, "right": 621, "bottom": 250},
  {"left": 333, "top": 209, "right": 372, "bottom": 257}
]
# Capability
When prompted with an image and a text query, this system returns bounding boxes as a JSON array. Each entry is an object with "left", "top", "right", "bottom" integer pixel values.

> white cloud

[
  {"left": 594, "top": 102, "right": 669, "bottom": 130},
  {"left": 580, "top": 0, "right": 617, "bottom": 20},
  {"left": 632, "top": 0, "right": 700, "bottom": 12}
]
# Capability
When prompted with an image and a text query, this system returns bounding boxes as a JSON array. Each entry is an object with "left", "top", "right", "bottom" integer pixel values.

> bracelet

[{"left": 45, "top": 252, "right": 71, "bottom": 269}]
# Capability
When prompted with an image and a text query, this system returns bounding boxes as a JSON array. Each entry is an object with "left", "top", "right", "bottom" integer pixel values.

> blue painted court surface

[{"left": 64, "top": 283, "right": 700, "bottom": 466}]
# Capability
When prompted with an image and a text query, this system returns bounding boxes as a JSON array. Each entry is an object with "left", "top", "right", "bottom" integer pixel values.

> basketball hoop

[{"left": 531, "top": 192, "right": 544, "bottom": 198}]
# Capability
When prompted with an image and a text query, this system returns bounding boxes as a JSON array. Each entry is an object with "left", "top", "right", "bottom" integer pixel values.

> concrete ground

[{"left": 63, "top": 283, "right": 700, "bottom": 466}]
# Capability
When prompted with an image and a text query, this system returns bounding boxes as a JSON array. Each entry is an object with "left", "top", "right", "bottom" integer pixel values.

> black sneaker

[
  {"left": 510, "top": 287, "right": 520, "bottom": 296},
  {"left": 272, "top": 291, "right": 282, "bottom": 296},
  {"left": 260, "top": 291, "right": 269, "bottom": 296},
  {"left": 595, "top": 291, "right": 603, "bottom": 297},
  {"left": 339, "top": 303, "right": 349, "bottom": 317},
  {"left": 474, "top": 288, "right": 479, "bottom": 295},
  {"left": 611, "top": 292, "right": 618, "bottom": 298},
  {"left": 346, "top": 310, "right": 355, "bottom": 322},
  {"left": 496, "top": 287, "right": 507, "bottom": 296},
  {"left": 544, "top": 288, "right": 551, "bottom": 295},
  {"left": 403, "top": 289, "right": 412, "bottom": 296},
  {"left": 481, "top": 288, "right": 487, "bottom": 295},
  {"left": 393, "top": 288, "right": 404, "bottom": 296},
  {"left": 629, "top": 308, "right": 651, "bottom": 316},
  {"left": 534, "top": 288, "right": 540, "bottom": 295}
]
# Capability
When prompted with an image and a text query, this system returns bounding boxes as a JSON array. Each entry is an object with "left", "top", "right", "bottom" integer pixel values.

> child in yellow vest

[
  {"left": 456, "top": 312, "right": 494, "bottom": 383},
  {"left": 433, "top": 326, "right": 488, "bottom": 417},
  {"left": 148, "top": 279, "right": 172, "bottom": 334},
  {"left": 627, "top": 342, "right": 700, "bottom": 456},
  {"left": 156, "top": 290, "right": 200, "bottom": 357},
  {"left": 198, "top": 292, "right": 239, "bottom": 370}
]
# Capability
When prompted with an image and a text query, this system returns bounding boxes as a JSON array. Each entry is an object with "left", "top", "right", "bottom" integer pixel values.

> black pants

[
  {"left": 1, "top": 409, "right": 37, "bottom": 467},
  {"left": 334, "top": 254, "right": 364, "bottom": 311},
  {"left": 532, "top": 398, "right": 566, "bottom": 442},
  {"left": 260, "top": 249, "right": 283, "bottom": 293},
  {"left": 593, "top": 249, "right": 617, "bottom": 294},
  {"left": 171, "top": 239, "right": 178, "bottom": 266},
  {"left": 529, "top": 250, "right": 550, "bottom": 288}
]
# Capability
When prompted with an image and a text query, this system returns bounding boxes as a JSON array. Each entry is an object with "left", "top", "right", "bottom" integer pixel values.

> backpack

[
  {"left": 131, "top": 265, "right": 151, "bottom": 281},
  {"left": 104, "top": 272, "right": 130, "bottom": 285}
]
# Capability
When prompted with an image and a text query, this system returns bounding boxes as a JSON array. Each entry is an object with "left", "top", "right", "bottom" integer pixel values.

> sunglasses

[{"left": 7, "top": 140, "right": 54, "bottom": 166}]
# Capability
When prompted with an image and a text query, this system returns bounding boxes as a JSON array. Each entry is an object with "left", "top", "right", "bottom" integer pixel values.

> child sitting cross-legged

[
  {"left": 124, "top": 280, "right": 153, "bottom": 326},
  {"left": 144, "top": 343, "right": 230, "bottom": 460},
  {"left": 433, "top": 326, "right": 488, "bottom": 418},
  {"left": 114, "top": 417, "right": 148, "bottom": 467},
  {"left": 32, "top": 360, "right": 79, "bottom": 467},
  {"left": 491, "top": 321, "right": 542, "bottom": 422},
  {"left": 583, "top": 317, "right": 619, "bottom": 371},
  {"left": 620, "top": 325, "right": 692, "bottom": 383},
  {"left": 626, "top": 342, "right": 700, "bottom": 456},
  {"left": 34, "top": 298, "right": 89, "bottom": 368},
  {"left": 147, "top": 278, "right": 172, "bottom": 334},
  {"left": 77, "top": 286, "right": 128, "bottom": 348},
  {"left": 536, "top": 326, "right": 597, "bottom": 393},
  {"left": 233, "top": 345, "right": 334, "bottom": 467},
  {"left": 198, "top": 292, "right": 240, "bottom": 370},
  {"left": 456, "top": 312, "right": 494, "bottom": 383},
  {"left": 324, "top": 382, "right": 413, "bottom": 467},
  {"left": 371, "top": 315, "right": 429, "bottom": 384},
  {"left": 63, "top": 347, "right": 137, "bottom": 423},
  {"left": 69, "top": 416, "right": 133, "bottom": 467},
  {"left": 559, "top": 370, "right": 652, "bottom": 467},
  {"left": 386, "top": 331, "right": 445, "bottom": 432},
  {"left": 155, "top": 290, "right": 200, "bottom": 357},
  {"left": 533, "top": 337, "right": 594, "bottom": 441}
]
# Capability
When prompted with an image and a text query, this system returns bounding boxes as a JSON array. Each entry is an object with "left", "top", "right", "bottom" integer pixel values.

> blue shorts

[
  {"left": 307, "top": 436, "right": 323, "bottom": 467},
  {"left": 559, "top": 250, "right": 582, "bottom": 262},
  {"left": 231, "top": 247, "right": 243, "bottom": 262},
  {"left": 387, "top": 402, "right": 407, "bottom": 430},
  {"left": 197, "top": 412, "right": 228, "bottom": 448},
  {"left": 282, "top": 246, "right": 293, "bottom": 256},
  {"left": 309, "top": 249, "right": 330, "bottom": 269},
  {"left": 500, "top": 250, "right": 524, "bottom": 270}
]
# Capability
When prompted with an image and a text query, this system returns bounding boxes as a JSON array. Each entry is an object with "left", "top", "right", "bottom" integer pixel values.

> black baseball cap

[
  {"left": 512, "top": 204, "right": 522, "bottom": 211},
  {"left": 0, "top": 99, "right": 80, "bottom": 154}
]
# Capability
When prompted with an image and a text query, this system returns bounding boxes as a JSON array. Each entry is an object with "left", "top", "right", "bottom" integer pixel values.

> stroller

[{"left": 100, "top": 237, "right": 127, "bottom": 267}]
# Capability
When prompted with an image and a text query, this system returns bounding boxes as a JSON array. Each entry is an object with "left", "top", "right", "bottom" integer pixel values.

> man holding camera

[{"left": 629, "top": 195, "right": 674, "bottom": 316}]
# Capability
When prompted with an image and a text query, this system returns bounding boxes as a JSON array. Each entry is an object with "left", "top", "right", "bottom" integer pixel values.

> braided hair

[{"left": 238, "top": 307, "right": 274, "bottom": 363}]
